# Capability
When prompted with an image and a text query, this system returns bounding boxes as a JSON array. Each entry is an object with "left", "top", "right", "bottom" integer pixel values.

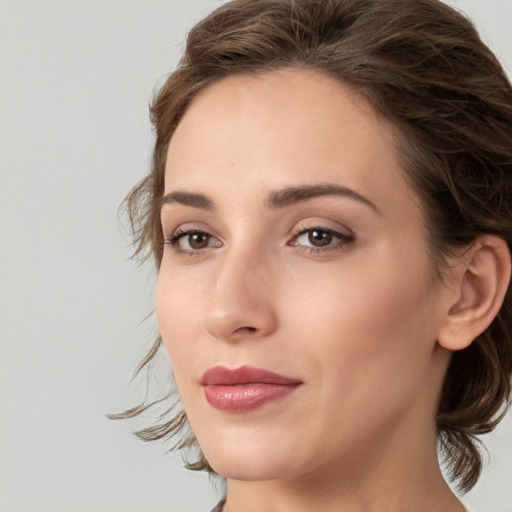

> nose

[{"left": 203, "top": 248, "right": 279, "bottom": 343}]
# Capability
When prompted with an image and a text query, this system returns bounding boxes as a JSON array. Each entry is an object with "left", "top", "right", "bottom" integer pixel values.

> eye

[
  {"left": 299, "top": 228, "right": 336, "bottom": 247},
  {"left": 291, "top": 227, "right": 353, "bottom": 252},
  {"left": 165, "top": 229, "right": 221, "bottom": 252}
]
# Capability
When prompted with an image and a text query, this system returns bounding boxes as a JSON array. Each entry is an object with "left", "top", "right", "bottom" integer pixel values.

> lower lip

[{"left": 203, "top": 383, "right": 300, "bottom": 412}]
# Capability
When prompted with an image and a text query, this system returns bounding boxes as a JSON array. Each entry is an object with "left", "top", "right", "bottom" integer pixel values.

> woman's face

[{"left": 156, "top": 69, "right": 453, "bottom": 481}]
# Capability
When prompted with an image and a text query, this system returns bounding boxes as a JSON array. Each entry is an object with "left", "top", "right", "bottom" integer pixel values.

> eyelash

[
  {"left": 290, "top": 227, "right": 355, "bottom": 254},
  {"left": 163, "top": 227, "right": 219, "bottom": 256},
  {"left": 163, "top": 226, "right": 355, "bottom": 256}
]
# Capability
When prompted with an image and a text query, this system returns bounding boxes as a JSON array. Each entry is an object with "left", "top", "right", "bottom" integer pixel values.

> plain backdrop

[{"left": 0, "top": 1, "right": 511, "bottom": 511}]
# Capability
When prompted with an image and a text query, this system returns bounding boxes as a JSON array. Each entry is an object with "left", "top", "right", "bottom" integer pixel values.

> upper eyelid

[
  {"left": 162, "top": 218, "right": 353, "bottom": 236},
  {"left": 162, "top": 210, "right": 356, "bottom": 241},
  {"left": 293, "top": 219, "right": 354, "bottom": 237},
  {"left": 291, "top": 226, "right": 354, "bottom": 245},
  {"left": 165, "top": 227, "right": 219, "bottom": 243},
  {"left": 162, "top": 220, "right": 215, "bottom": 237},
  {"left": 294, "top": 226, "right": 347, "bottom": 237}
]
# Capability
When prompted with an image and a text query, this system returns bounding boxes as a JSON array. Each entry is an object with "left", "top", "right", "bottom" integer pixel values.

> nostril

[
  {"left": 203, "top": 302, "right": 278, "bottom": 342},
  {"left": 238, "top": 326, "right": 257, "bottom": 333}
]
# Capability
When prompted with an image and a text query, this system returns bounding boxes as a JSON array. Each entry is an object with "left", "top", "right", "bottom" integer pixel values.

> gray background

[{"left": 0, "top": 1, "right": 510, "bottom": 511}]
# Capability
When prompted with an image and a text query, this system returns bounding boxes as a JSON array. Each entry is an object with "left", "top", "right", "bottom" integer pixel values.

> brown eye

[
  {"left": 185, "top": 232, "right": 210, "bottom": 249},
  {"left": 292, "top": 226, "right": 353, "bottom": 253},
  {"left": 307, "top": 229, "right": 332, "bottom": 247},
  {"left": 167, "top": 229, "right": 220, "bottom": 252}
]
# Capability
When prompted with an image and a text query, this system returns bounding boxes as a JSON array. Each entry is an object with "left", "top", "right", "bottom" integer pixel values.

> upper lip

[{"left": 201, "top": 365, "right": 302, "bottom": 386}]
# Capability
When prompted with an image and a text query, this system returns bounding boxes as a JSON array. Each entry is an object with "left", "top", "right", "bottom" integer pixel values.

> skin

[{"left": 156, "top": 69, "right": 467, "bottom": 511}]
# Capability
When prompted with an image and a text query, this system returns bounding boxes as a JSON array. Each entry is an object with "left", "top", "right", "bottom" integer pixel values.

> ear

[{"left": 437, "top": 235, "right": 511, "bottom": 351}]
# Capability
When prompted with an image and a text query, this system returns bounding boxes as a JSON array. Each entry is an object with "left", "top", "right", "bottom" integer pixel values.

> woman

[{"left": 117, "top": 0, "right": 512, "bottom": 510}]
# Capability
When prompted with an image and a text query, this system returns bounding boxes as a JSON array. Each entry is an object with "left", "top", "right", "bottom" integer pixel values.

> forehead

[{"left": 164, "top": 68, "right": 418, "bottom": 217}]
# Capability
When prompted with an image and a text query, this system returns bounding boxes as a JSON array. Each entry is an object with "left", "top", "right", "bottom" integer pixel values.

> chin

[
  {"left": 209, "top": 455, "right": 293, "bottom": 482},
  {"left": 200, "top": 435, "right": 301, "bottom": 481}
]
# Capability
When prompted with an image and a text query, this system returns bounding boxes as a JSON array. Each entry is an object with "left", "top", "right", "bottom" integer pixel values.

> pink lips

[{"left": 201, "top": 366, "right": 302, "bottom": 412}]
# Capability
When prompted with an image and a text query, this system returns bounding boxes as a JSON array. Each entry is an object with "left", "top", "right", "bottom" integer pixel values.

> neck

[
  {"left": 223, "top": 425, "right": 465, "bottom": 512},
  {"left": 224, "top": 465, "right": 464, "bottom": 512}
]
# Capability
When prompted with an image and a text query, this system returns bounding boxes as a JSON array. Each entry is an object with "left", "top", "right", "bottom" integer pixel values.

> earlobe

[{"left": 438, "top": 235, "right": 511, "bottom": 351}]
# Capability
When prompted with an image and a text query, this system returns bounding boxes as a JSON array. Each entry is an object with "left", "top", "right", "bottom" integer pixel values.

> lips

[{"left": 201, "top": 365, "right": 302, "bottom": 412}]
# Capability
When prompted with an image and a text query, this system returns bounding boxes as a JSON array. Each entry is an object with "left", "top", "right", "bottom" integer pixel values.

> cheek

[
  {"left": 279, "top": 257, "right": 441, "bottom": 442},
  {"left": 155, "top": 267, "right": 204, "bottom": 376},
  {"left": 282, "top": 253, "right": 440, "bottom": 380}
]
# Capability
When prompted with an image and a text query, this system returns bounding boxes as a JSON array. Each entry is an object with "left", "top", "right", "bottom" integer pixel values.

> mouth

[{"left": 201, "top": 365, "right": 302, "bottom": 412}]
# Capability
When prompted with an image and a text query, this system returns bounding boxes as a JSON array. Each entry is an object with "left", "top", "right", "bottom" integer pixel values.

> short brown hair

[{"left": 119, "top": 0, "right": 512, "bottom": 491}]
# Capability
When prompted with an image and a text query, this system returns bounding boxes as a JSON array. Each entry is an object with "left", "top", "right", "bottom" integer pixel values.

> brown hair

[{"left": 117, "top": 0, "right": 512, "bottom": 492}]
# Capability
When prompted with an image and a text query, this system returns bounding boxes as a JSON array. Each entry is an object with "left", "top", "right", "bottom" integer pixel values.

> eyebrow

[
  {"left": 160, "top": 183, "right": 379, "bottom": 214},
  {"left": 160, "top": 190, "right": 215, "bottom": 211},
  {"left": 264, "top": 183, "right": 380, "bottom": 213}
]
